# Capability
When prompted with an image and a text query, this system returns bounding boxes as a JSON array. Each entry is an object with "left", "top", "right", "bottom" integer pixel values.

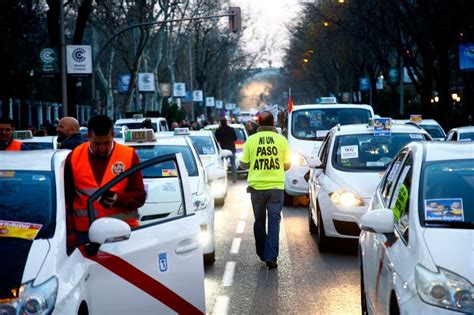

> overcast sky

[{"left": 234, "top": 0, "right": 301, "bottom": 68}]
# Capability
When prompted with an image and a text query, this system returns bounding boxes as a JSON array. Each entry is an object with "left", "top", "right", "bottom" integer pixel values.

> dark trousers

[
  {"left": 250, "top": 189, "right": 284, "bottom": 262},
  {"left": 229, "top": 153, "right": 237, "bottom": 182}
]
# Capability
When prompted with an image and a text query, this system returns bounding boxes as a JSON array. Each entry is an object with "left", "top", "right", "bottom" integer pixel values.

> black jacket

[
  {"left": 215, "top": 125, "right": 237, "bottom": 153},
  {"left": 58, "top": 132, "right": 84, "bottom": 150}
]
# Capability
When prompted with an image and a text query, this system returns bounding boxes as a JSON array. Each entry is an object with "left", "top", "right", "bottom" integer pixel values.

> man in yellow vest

[
  {"left": 64, "top": 115, "right": 146, "bottom": 246},
  {"left": 239, "top": 111, "right": 291, "bottom": 269}
]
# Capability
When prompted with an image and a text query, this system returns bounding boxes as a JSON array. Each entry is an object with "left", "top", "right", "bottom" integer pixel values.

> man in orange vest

[
  {"left": 0, "top": 117, "right": 28, "bottom": 151},
  {"left": 64, "top": 115, "right": 146, "bottom": 246}
]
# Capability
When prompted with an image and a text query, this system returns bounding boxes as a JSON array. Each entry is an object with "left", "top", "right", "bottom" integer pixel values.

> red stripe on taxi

[{"left": 83, "top": 249, "right": 203, "bottom": 314}]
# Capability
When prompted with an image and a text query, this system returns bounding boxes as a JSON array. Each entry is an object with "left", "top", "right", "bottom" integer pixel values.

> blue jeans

[{"left": 250, "top": 189, "right": 284, "bottom": 262}]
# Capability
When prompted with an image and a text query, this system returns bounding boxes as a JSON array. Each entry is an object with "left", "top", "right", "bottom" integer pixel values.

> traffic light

[{"left": 229, "top": 7, "right": 241, "bottom": 33}]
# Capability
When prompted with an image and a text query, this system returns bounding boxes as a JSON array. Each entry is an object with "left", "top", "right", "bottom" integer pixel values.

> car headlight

[
  {"left": 415, "top": 264, "right": 473, "bottom": 312},
  {"left": 330, "top": 190, "right": 365, "bottom": 207},
  {"left": 193, "top": 193, "right": 210, "bottom": 211},
  {"left": 0, "top": 277, "right": 58, "bottom": 315},
  {"left": 290, "top": 151, "right": 308, "bottom": 166}
]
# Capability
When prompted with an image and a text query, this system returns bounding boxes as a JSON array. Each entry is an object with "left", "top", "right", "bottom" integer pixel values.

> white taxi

[
  {"left": 13, "top": 130, "right": 58, "bottom": 150},
  {"left": 0, "top": 150, "right": 205, "bottom": 314},
  {"left": 114, "top": 116, "right": 169, "bottom": 132},
  {"left": 359, "top": 141, "right": 474, "bottom": 314},
  {"left": 307, "top": 121, "right": 431, "bottom": 251},
  {"left": 283, "top": 100, "right": 375, "bottom": 205},
  {"left": 394, "top": 118, "right": 446, "bottom": 141},
  {"left": 120, "top": 129, "right": 220, "bottom": 265},
  {"left": 445, "top": 126, "right": 474, "bottom": 142}
]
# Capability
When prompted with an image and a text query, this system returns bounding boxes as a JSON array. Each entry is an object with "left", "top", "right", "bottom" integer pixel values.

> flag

[{"left": 287, "top": 95, "right": 294, "bottom": 113}]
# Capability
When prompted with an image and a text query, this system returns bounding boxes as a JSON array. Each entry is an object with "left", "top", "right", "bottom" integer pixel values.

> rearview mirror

[
  {"left": 307, "top": 156, "right": 323, "bottom": 169},
  {"left": 89, "top": 217, "right": 131, "bottom": 245},
  {"left": 220, "top": 149, "right": 233, "bottom": 158},
  {"left": 360, "top": 209, "right": 394, "bottom": 234}
]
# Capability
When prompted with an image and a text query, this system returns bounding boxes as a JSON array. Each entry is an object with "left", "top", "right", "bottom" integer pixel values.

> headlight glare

[
  {"left": 330, "top": 190, "right": 364, "bottom": 207},
  {"left": 290, "top": 151, "right": 308, "bottom": 166},
  {"left": 415, "top": 264, "right": 473, "bottom": 312}
]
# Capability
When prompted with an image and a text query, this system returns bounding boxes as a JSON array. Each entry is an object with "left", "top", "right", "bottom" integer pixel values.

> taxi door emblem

[
  {"left": 159, "top": 252, "right": 168, "bottom": 272},
  {"left": 111, "top": 161, "right": 125, "bottom": 175}
]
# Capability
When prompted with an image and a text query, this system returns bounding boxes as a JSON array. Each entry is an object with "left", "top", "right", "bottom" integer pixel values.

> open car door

[{"left": 84, "top": 153, "right": 205, "bottom": 314}]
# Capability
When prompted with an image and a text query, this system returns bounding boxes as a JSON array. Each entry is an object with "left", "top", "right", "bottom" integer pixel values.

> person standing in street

[
  {"left": 57, "top": 117, "right": 84, "bottom": 150},
  {"left": 64, "top": 115, "right": 146, "bottom": 247},
  {"left": 215, "top": 118, "right": 238, "bottom": 183},
  {"left": 239, "top": 111, "right": 291, "bottom": 269},
  {"left": 0, "top": 117, "right": 28, "bottom": 151}
]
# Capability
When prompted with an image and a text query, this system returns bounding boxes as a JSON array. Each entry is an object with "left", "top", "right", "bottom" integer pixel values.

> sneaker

[{"left": 265, "top": 261, "right": 278, "bottom": 269}]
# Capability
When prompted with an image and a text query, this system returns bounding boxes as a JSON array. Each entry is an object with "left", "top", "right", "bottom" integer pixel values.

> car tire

[
  {"left": 215, "top": 198, "right": 225, "bottom": 207},
  {"left": 308, "top": 201, "right": 317, "bottom": 234},
  {"left": 284, "top": 191, "right": 293, "bottom": 206},
  {"left": 360, "top": 249, "right": 369, "bottom": 315},
  {"left": 204, "top": 251, "right": 216, "bottom": 265},
  {"left": 316, "top": 201, "right": 330, "bottom": 251}
]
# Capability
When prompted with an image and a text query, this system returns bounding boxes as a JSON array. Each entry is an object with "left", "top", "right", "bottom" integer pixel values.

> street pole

[
  {"left": 188, "top": 34, "right": 194, "bottom": 120},
  {"left": 59, "top": 0, "right": 68, "bottom": 116},
  {"left": 400, "top": 55, "right": 404, "bottom": 116}
]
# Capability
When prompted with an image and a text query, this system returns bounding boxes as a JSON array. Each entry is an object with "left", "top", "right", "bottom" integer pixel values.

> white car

[
  {"left": 359, "top": 141, "right": 474, "bottom": 314},
  {"left": 120, "top": 129, "right": 220, "bottom": 265},
  {"left": 186, "top": 130, "right": 232, "bottom": 205},
  {"left": 115, "top": 117, "right": 169, "bottom": 132},
  {"left": 283, "top": 100, "right": 375, "bottom": 205},
  {"left": 13, "top": 130, "right": 58, "bottom": 150},
  {"left": 307, "top": 122, "right": 431, "bottom": 251},
  {"left": 445, "top": 126, "right": 474, "bottom": 141},
  {"left": 0, "top": 150, "right": 205, "bottom": 314},
  {"left": 394, "top": 118, "right": 446, "bottom": 141},
  {"left": 204, "top": 123, "right": 249, "bottom": 175}
]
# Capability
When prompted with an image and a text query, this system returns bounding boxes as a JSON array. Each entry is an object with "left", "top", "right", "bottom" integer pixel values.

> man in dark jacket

[
  {"left": 215, "top": 118, "right": 238, "bottom": 182},
  {"left": 57, "top": 117, "right": 84, "bottom": 150}
]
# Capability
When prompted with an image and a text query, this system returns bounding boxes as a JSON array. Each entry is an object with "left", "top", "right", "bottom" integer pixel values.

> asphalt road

[{"left": 205, "top": 179, "right": 361, "bottom": 315}]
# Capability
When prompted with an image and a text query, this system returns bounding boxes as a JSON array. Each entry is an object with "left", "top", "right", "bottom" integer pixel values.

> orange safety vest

[
  {"left": 6, "top": 139, "right": 22, "bottom": 151},
  {"left": 71, "top": 142, "right": 138, "bottom": 232}
]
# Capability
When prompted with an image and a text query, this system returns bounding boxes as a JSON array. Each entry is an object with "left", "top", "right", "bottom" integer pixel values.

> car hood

[
  {"left": 331, "top": 170, "right": 383, "bottom": 199},
  {"left": 292, "top": 140, "right": 323, "bottom": 158},
  {"left": 423, "top": 228, "right": 474, "bottom": 283},
  {"left": 0, "top": 238, "right": 50, "bottom": 298}
]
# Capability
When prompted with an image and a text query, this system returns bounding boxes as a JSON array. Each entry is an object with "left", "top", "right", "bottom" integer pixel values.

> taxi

[
  {"left": 359, "top": 142, "right": 473, "bottom": 314},
  {"left": 445, "top": 126, "right": 474, "bottom": 141},
  {"left": 394, "top": 116, "right": 446, "bottom": 141},
  {"left": 120, "top": 129, "right": 220, "bottom": 265},
  {"left": 13, "top": 130, "right": 57, "bottom": 150},
  {"left": 114, "top": 116, "right": 169, "bottom": 132},
  {"left": 0, "top": 150, "right": 205, "bottom": 314},
  {"left": 307, "top": 120, "right": 431, "bottom": 251},
  {"left": 204, "top": 123, "right": 249, "bottom": 175},
  {"left": 283, "top": 99, "right": 374, "bottom": 205}
]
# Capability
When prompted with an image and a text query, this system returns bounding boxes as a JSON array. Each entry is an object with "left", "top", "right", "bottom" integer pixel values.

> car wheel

[
  {"left": 360, "top": 250, "right": 369, "bottom": 315},
  {"left": 284, "top": 191, "right": 293, "bottom": 206},
  {"left": 214, "top": 198, "right": 225, "bottom": 207},
  {"left": 389, "top": 292, "right": 400, "bottom": 315},
  {"left": 308, "top": 201, "right": 317, "bottom": 234},
  {"left": 316, "top": 202, "right": 330, "bottom": 251},
  {"left": 204, "top": 251, "right": 215, "bottom": 265}
]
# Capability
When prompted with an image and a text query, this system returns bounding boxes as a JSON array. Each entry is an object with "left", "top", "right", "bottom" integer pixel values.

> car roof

[
  {"left": 118, "top": 135, "right": 189, "bottom": 146},
  {"left": 205, "top": 123, "right": 244, "bottom": 129},
  {"left": 0, "top": 150, "right": 69, "bottom": 171},
  {"left": 20, "top": 136, "right": 56, "bottom": 143},
  {"left": 408, "top": 141, "right": 474, "bottom": 162},
  {"left": 292, "top": 103, "right": 373, "bottom": 110},
  {"left": 115, "top": 117, "right": 165, "bottom": 123},
  {"left": 330, "top": 123, "right": 428, "bottom": 136},
  {"left": 448, "top": 126, "right": 474, "bottom": 133},
  {"left": 394, "top": 119, "right": 441, "bottom": 125}
]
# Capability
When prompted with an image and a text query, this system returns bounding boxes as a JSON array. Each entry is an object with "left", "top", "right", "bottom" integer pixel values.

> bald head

[
  {"left": 258, "top": 111, "right": 274, "bottom": 127},
  {"left": 57, "top": 117, "right": 80, "bottom": 141}
]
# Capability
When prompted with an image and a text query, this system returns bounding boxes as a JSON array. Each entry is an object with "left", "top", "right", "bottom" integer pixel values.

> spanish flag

[{"left": 287, "top": 95, "right": 294, "bottom": 113}]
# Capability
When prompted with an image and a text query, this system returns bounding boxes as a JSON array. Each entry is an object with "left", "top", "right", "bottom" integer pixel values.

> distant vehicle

[
  {"left": 394, "top": 118, "right": 446, "bottom": 141},
  {"left": 445, "top": 126, "right": 474, "bottom": 141},
  {"left": 114, "top": 117, "right": 169, "bottom": 132},
  {"left": 13, "top": 130, "right": 58, "bottom": 150},
  {"left": 359, "top": 141, "right": 473, "bottom": 314},
  {"left": 283, "top": 100, "right": 375, "bottom": 205},
  {"left": 238, "top": 111, "right": 257, "bottom": 123}
]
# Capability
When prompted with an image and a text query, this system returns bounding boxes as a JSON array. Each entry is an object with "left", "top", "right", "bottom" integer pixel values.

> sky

[{"left": 234, "top": 0, "right": 301, "bottom": 68}]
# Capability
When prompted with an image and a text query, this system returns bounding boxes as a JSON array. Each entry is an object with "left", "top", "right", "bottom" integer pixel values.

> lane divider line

[
  {"left": 240, "top": 209, "right": 248, "bottom": 219},
  {"left": 221, "top": 261, "right": 236, "bottom": 287},
  {"left": 213, "top": 295, "right": 230, "bottom": 315},
  {"left": 230, "top": 238, "right": 241, "bottom": 254},
  {"left": 236, "top": 221, "right": 246, "bottom": 234}
]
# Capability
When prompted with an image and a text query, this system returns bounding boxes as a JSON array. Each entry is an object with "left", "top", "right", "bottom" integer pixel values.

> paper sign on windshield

[
  {"left": 161, "top": 169, "right": 178, "bottom": 177},
  {"left": 341, "top": 145, "right": 359, "bottom": 159},
  {"left": 424, "top": 198, "right": 464, "bottom": 222},
  {"left": 0, "top": 220, "right": 42, "bottom": 240}
]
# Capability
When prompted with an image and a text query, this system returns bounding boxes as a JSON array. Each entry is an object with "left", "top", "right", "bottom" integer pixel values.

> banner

[
  {"left": 159, "top": 83, "right": 171, "bottom": 97},
  {"left": 359, "top": 76, "right": 370, "bottom": 92},
  {"left": 173, "top": 83, "right": 186, "bottom": 97},
  {"left": 215, "top": 100, "right": 223, "bottom": 109},
  {"left": 118, "top": 74, "right": 131, "bottom": 94},
  {"left": 459, "top": 44, "right": 474, "bottom": 70},
  {"left": 138, "top": 73, "right": 155, "bottom": 92},
  {"left": 206, "top": 97, "right": 215, "bottom": 107},
  {"left": 66, "top": 45, "right": 92, "bottom": 74},
  {"left": 39, "top": 48, "right": 58, "bottom": 75},
  {"left": 193, "top": 90, "right": 203, "bottom": 102}
]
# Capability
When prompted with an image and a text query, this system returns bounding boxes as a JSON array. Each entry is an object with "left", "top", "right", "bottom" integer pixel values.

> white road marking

[
  {"left": 236, "top": 221, "right": 246, "bottom": 234},
  {"left": 240, "top": 209, "right": 248, "bottom": 219},
  {"left": 213, "top": 295, "right": 230, "bottom": 315},
  {"left": 230, "top": 238, "right": 241, "bottom": 254},
  {"left": 222, "top": 261, "right": 236, "bottom": 287}
]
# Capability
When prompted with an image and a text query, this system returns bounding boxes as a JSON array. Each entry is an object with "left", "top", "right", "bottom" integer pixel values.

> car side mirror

[
  {"left": 307, "top": 156, "right": 323, "bottom": 169},
  {"left": 89, "top": 217, "right": 131, "bottom": 245},
  {"left": 220, "top": 149, "right": 233, "bottom": 158},
  {"left": 207, "top": 167, "right": 226, "bottom": 181},
  {"left": 360, "top": 209, "right": 394, "bottom": 234}
]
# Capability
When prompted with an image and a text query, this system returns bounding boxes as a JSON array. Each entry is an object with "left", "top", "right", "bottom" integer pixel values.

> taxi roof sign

[
  {"left": 318, "top": 97, "right": 337, "bottom": 104},
  {"left": 13, "top": 130, "right": 33, "bottom": 140},
  {"left": 173, "top": 128, "right": 190, "bottom": 136},
  {"left": 409, "top": 114, "right": 422, "bottom": 123},
  {"left": 372, "top": 117, "right": 392, "bottom": 136},
  {"left": 124, "top": 129, "right": 155, "bottom": 142}
]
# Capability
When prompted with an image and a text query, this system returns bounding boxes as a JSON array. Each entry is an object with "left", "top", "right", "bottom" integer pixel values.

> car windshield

[
  {"left": 189, "top": 135, "right": 216, "bottom": 155},
  {"left": 134, "top": 145, "right": 198, "bottom": 177},
  {"left": 234, "top": 128, "right": 246, "bottom": 141},
  {"left": 333, "top": 133, "right": 428, "bottom": 171},
  {"left": 0, "top": 171, "right": 56, "bottom": 239},
  {"left": 115, "top": 122, "right": 158, "bottom": 132},
  {"left": 459, "top": 132, "right": 474, "bottom": 141},
  {"left": 421, "top": 160, "right": 474, "bottom": 229},
  {"left": 421, "top": 124, "right": 445, "bottom": 138},
  {"left": 22, "top": 142, "right": 54, "bottom": 150},
  {"left": 291, "top": 108, "right": 372, "bottom": 140}
]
